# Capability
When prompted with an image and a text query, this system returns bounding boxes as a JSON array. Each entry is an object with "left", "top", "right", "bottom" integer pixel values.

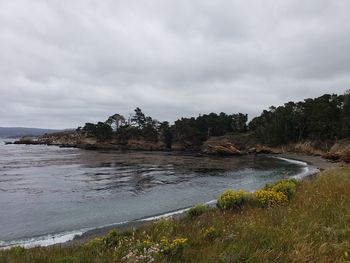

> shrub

[
  {"left": 265, "top": 179, "right": 298, "bottom": 200},
  {"left": 160, "top": 237, "right": 188, "bottom": 256},
  {"left": 254, "top": 190, "right": 288, "bottom": 207},
  {"left": 187, "top": 204, "right": 210, "bottom": 218},
  {"left": 83, "top": 237, "right": 104, "bottom": 250},
  {"left": 217, "top": 189, "right": 253, "bottom": 210},
  {"left": 99, "top": 229, "right": 132, "bottom": 250},
  {"left": 9, "top": 246, "right": 25, "bottom": 256},
  {"left": 121, "top": 239, "right": 161, "bottom": 263},
  {"left": 102, "top": 229, "right": 120, "bottom": 249},
  {"left": 152, "top": 219, "right": 176, "bottom": 238},
  {"left": 204, "top": 227, "right": 220, "bottom": 241}
]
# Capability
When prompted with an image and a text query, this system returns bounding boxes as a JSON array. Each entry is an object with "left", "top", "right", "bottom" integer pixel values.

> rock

[
  {"left": 322, "top": 152, "right": 341, "bottom": 161},
  {"left": 248, "top": 147, "right": 257, "bottom": 154},
  {"left": 255, "top": 145, "right": 282, "bottom": 154},
  {"left": 341, "top": 151, "right": 350, "bottom": 163},
  {"left": 203, "top": 142, "right": 243, "bottom": 156},
  {"left": 126, "top": 139, "right": 165, "bottom": 151}
]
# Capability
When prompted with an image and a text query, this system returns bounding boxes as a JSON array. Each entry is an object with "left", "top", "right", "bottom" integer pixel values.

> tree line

[
  {"left": 78, "top": 92, "right": 350, "bottom": 147},
  {"left": 249, "top": 92, "right": 350, "bottom": 145}
]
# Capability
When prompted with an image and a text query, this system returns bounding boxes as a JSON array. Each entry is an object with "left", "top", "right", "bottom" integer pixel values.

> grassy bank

[{"left": 1, "top": 167, "right": 350, "bottom": 263}]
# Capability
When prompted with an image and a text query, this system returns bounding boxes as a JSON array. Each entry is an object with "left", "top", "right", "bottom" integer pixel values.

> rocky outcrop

[
  {"left": 14, "top": 131, "right": 168, "bottom": 151},
  {"left": 12, "top": 131, "right": 350, "bottom": 163},
  {"left": 323, "top": 140, "right": 350, "bottom": 163},
  {"left": 202, "top": 138, "right": 243, "bottom": 156},
  {"left": 39, "top": 131, "right": 90, "bottom": 147},
  {"left": 126, "top": 139, "right": 166, "bottom": 151},
  {"left": 252, "top": 145, "right": 283, "bottom": 154}
]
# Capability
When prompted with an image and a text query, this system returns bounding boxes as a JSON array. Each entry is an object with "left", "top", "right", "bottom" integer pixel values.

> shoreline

[
  {"left": 277, "top": 152, "right": 341, "bottom": 171},
  {"left": 62, "top": 152, "right": 339, "bottom": 247},
  {"left": 1, "top": 152, "right": 340, "bottom": 250}
]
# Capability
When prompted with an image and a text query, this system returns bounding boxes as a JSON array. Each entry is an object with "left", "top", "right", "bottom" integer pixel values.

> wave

[
  {"left": 0, "top": 230, "right": 86, "bottom": 250},
  {"left": 273, "top": 156, "right": 319, "bottom": 180}
]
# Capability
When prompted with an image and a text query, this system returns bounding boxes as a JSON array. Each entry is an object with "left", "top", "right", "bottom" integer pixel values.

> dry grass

[{"left": 1, "top": 167, "right": 350, "bottom": 263}]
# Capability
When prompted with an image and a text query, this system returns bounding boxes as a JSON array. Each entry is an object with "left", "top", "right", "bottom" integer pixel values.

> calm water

[{"left": 0, "top": 139, "right": 314, "bottom": 248}]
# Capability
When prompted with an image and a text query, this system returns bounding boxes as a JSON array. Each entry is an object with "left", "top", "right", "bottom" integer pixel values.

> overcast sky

[{"left": 0, "top": 0, "right": 349, "bottom": 128}]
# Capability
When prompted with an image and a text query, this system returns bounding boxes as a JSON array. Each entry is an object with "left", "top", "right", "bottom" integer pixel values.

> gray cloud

[{"left": 0, "top": 0, "right": 349, "bottom": 128}]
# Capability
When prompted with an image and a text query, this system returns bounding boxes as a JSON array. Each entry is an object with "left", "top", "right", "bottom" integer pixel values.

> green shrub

[
  {"left": 187, "top": 204, "right": 210, "bottom": 218},
  {"left": 254, "top": 190, "right": 288, "bottom": 207},
  {"left": 83, "top": 236, "right": 104, "bottom": 250},
  {"left": 9, "top": 246, "right": 25, "bottom": 256},
  {"left": 204, "top": 227, "right": 221, "bottom": 241},
  {"left": 102, "top": 229, "right": 120, "bottom": 249},
  {"left": 264, "top": 179, "right": 298, "bottom": 200},
  {"left": 152, "top": 218, "right": 176, "bottom": 238},
  {"left": 217, "top": 189, "right": 253, "bottom": 210},
  {"left": 160, "top": 237, "right": 188, "bottom": 256}
]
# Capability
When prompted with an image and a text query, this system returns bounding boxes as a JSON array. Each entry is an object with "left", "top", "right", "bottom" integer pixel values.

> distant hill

[{"left": 0, "top": 127, "right": 63, "bottom": 138}]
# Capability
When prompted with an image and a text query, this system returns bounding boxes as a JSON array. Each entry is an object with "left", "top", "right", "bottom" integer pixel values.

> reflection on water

[{"left": 0, "top": 140, "right": 303, "bottom": 245}]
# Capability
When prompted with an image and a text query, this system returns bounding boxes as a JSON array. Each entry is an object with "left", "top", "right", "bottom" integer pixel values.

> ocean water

[{"left": 0, "top": 139, "right": 316, "bottom": 248}]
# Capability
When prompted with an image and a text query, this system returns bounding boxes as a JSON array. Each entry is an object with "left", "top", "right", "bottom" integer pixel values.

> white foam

[
  {"left": 138, "top": 198, "right": 220, "bottom": 223},
  {"left": 139, "top": 208, "right": 191, "bottom": 222},
  {"left": 204, "top": 199, "right": 217, "bottom": 206},
  {"left": 274, "top": 156, "right": 308, "bottom": 167},
  {"left": 0, "top": 230, "right": 86, "bottom": 250},
  {"left": 274, "top": 156, "right": 319, "bottom": 180}
]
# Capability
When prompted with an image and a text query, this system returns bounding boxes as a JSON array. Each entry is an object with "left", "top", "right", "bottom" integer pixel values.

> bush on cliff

[
  {"left": 254, "top": 189, "right": 288, "bottom": 207},
  {"left": 187, "top": 204, "right": 210, "bottom": 218},
  {"left": 217, "top": 189, "right": 254, "bottom": 210},
  {"left": 264, "top": 179, "right": 298, "bottom": 200}
]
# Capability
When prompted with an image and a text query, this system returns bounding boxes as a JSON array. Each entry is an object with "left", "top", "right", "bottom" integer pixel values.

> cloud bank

[{"left": 0, "top": 0, "right": 349, "bottom": 128}]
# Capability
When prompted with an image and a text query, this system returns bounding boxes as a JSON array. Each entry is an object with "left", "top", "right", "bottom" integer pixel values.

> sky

[{"left": 0, "top": 0, "right": 349, "bottom": 129}]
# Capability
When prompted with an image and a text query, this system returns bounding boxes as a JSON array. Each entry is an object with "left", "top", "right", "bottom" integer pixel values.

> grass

[{"left": 1, "top": 167, "right": 350, "bottom": 262}]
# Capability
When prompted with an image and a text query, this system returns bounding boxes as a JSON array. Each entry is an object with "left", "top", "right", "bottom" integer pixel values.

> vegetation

[
  {"left": 254, "top": 189, "right": 288, "bottom": 207},
  {"left": 173, "top": 112, "right": 248, "bottom": 146},
  {"left": 82, "top": 122, "right": 113, "bottom": 141},
  {"left": 75, "top": 91, "right": 350, "bottom": 150},
  {"left": 216, "top": 189, "right": 253, "bottom": 210},
  {"left": 264, "top": 179, "right": 298, "bottom": 200},
  {"left": 2, "top": 166, "right": 349, "bottom": 262},
  {"left": 249, "top": 91, "right": 350, "bottom": 145},
  {"left": 187, "top": 204, "right": 211, "bottom": 218},
  {"left": 216, "top": 179, "right": 298, "bottom": 210}
]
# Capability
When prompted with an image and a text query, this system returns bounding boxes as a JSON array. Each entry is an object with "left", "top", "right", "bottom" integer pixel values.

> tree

[
  {"left": 131, "top": 107, "right": 146, "bottom": 129},
  {"left": 82, "top": 122, "right": 113, "bottom": 141},
  {"left": 342, "top": 90, "right": 350, "bottom": 137},
  {"left": 105, "top": 114, "right": 126, "bottom": 131},
  {"left": 231, "top": 113, "right": 248, "bottom": 133},
  {"left": 249, "top": 93, "right": 346, "bottom": 145},
  {"left": 159, "top": 121, "right": 173, "bottom": 149}
]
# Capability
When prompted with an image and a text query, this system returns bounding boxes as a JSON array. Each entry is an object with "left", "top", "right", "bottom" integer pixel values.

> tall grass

[{"left": 1, "top": 167, "right": 350, "bottom": 262}]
